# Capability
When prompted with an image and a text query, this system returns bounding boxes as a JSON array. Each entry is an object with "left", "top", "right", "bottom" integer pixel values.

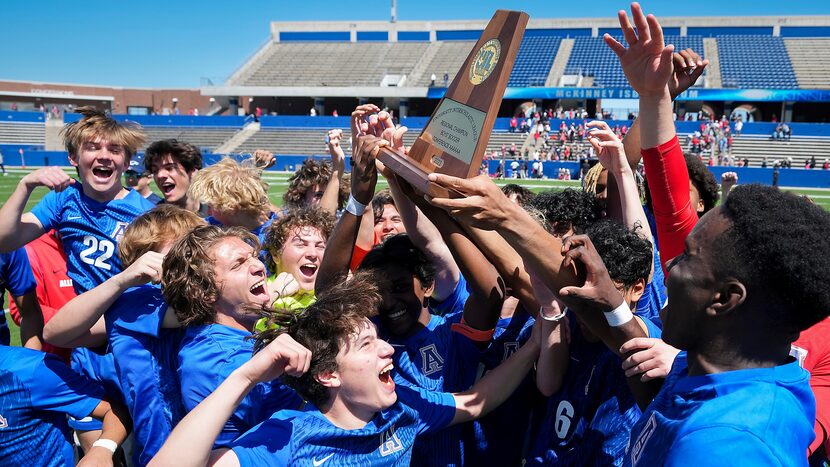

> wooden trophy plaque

[{"left": 377, "top": 9, "right": 528, "bottom": 198}]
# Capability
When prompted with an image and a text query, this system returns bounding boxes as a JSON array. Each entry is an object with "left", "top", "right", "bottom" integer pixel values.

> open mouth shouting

[
  {"left": 91, "top": 166, "right": 114, "bottom": 182},
  {"left": 379, "top": 362, "right": 395, "bottom": 390},
  {"left": 249, "top": 278, "right": 269, "bottom": 301},
  {"left": 160, "top": 181, "right": 176, "bottom": 197},
  {"left": 298, "top": 263, "right": 318, "bottom": 279}
]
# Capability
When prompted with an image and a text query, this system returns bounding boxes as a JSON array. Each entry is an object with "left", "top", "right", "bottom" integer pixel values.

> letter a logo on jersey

[
  {"left": 0, "top": 414, "right": 7, "bottom": 429},
  {"left": 420, "top": 344, "right": 444, "bottom": 375},
  {"left": 379, "top": 425, "right": 404, "bottom": 457},
  {"left": 111, "top": 222, "right": 129, "bottom": 243}
]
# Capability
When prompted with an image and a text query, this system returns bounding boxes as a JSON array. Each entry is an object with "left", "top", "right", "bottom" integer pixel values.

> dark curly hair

[
  {"left": 527, "top": 189, "right": 602, "bottom": 236},
  {"left": 501, "top": 184, "right": 535, "bottom": 206},
  {"left": 358, "top": 233, "right": 436, "bottom": 289},
  {"left": 263, "top": 207, "right": 335, "bottom": 273},
  {"left": 371, "top": 189, "right": 397, "bottom": 220},
  {"left": 253, "top": 271, "right": 381, "bottom": 407},
  {"left": 283, "top": 159, "right": 349, "bottom": 210},
  {"left": 162, "top": 225, "right": 259, "bottom": 326},
  {"left": 643, "top": 153, "right": 719, "bottom": 216},
  {"left": 585, "top": 218, "right": 653, "bottom": 289},
  {"left": 144, "top": 139, "right": 203, "bottom": 174},
  {"left": 715, "top": 184, "right": 830, "bottom": 332}
]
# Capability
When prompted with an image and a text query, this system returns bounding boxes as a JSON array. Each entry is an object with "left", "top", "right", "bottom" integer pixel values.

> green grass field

[{"left": 2, "top": 167, "right": 830, "bottom": 346}]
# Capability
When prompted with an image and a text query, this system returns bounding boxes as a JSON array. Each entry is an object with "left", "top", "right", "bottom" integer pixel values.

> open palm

[{"left": 604, "top": 3, "right": 674, "bottom": 96}]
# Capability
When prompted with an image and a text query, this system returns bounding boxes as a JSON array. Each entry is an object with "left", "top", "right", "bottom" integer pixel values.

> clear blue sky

[{"left": 1, "top": 0, "right": 827, "bottom": 88}]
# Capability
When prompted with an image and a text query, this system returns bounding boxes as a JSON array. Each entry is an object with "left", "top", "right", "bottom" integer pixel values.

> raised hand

[
  {"left": 22, "top": 166, "right": 75, "bottom": 192},
  {"left": 252, "top": 149, "right": 276, "bottom": 170},
  {"left": 426, "top": 173, "right": 516, "bottom": 230},
  {"left": 558, "top": 234, "right": 624, "bottom": 311},
  {"left": 268, "top": 271, "right": 301, "bottom": 302},
  {"left": 603, "top": 2, "right": 674, "bottom": 97},
  {"left": 327, "top": 129, "right": 346, "bottom": 174},
  {"left": 586, "top": 120, "right": 627, "bottom": 173},
  {"left": 351, "top": 135, "right": 386, "bottom": 205},
  {"left": 239, "top": 333, "right": 312, "bottom": 384},
  {"left": 350, "top": 104, "right": 381, "bottom": 156},
  {"left": 669, "top": 48, "right": 708, "bottom": 99}
]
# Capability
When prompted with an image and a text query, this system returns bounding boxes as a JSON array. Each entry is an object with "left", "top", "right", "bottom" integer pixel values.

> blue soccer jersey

[
  {"left": 463, "top": 309, "right": 539, "bottom": 466},
  {"left": 0, "top": 346, "right": 104, "bottom": 467},
  {"left": 31, "top": 184, "right": 154, "bottom": 294},
  {"left": 625, "top": 352, "right": 815, "bottom": 467},
  {"left": 178, "top": 323, "right": 304, "bottom": 446},
  {"left": 227, "top": 383, "right": 457, "bottom": 466},
  {"left": 384, "top": 309, "right": 480, "bottom": 466},
  {"left": 105, "top": 284, "right": 185, "bottom": 466},
  {"left": 0, "top": 249, "right": 37, "bottom": 346},
  {"left": 636, "top": 249, "right": 667, "bottom": 328},
  {"left": 427, "top": 272, "right": 470, "bottom": 317},
  {"left": 526, "top": 311, "right": 660, "bottom": 466}
]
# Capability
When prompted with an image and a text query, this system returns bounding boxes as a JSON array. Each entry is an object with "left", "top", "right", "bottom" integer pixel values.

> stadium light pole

[{"left": 391, "top": 0, "right": 396, "bottom": 23}]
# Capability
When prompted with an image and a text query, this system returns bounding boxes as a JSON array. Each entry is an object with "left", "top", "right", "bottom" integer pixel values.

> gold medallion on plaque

[{"left": 469, "top": 39, "right": 501, "bottom": 85}]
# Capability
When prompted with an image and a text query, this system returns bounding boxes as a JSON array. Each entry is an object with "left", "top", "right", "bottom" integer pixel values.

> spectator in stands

[
  {"left": 430, "top": 73, "right": 436, "bottom": 86},
  {"left": 824, "top": 158, "right": 829, "bottom": 170},
  {"left": 735, "top": 117, "right": 743, "bottom": 136},
  {"left": 145, "top": 139, "right": 205, "bottom": 214},
  {"left": 0, "top": 148, "right": 5, "bottom": 175},
  {"left": 443, "top": 71, "right": 449, "bottom": 86}
]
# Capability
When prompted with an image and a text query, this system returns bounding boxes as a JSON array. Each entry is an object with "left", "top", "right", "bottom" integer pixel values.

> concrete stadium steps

[
  {"left": 141, "top": 127, "right": 238, "bottom": 151},
  {"left": 546, "top": 38, "right": 574, "bottom": 87},
  {"left": 0, "top": 121, "right": 45, "bottom": 145},
  {"left": 236, "top": 42, "right": 429, "bottom": 87},
  {"left": 413, "top": 41, "right": 475, "bottom": 87},
  {"left": 234, "top": 128, "right": 343, "bottom": 155},
  {"left": 785, "top": 38, "right": 830, "bottom": 89},
  {"left": 702, "top": 38, "right": 722, "bottom": 88},
  {"left": 727, "top": 135, "right": 830, "bottom": 166}
]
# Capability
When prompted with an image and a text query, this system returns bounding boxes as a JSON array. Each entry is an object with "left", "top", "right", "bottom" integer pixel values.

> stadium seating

[
  {"left": 784, "top": 38, "right": 830, "bottom": 89},
  {"left": 508, "top": 36, "right": 561, "bottom": 87},
  {"left": 231, "top": 42, "right": 429, "bottom": 87},
  {"left": 565, "top": 36, "right": 704, "bottom": 88},
  {"left": 0, "top": 121, "right": 46, "bottom": 146},
  {"left": 413, "top": 41, "right": 475, "bottom": 87},
  {"left": 140, "top": 127, "right": 238, "bottom": 152},
  {"left": 718, "top": 36, "right": 798, "bottom": 89}
]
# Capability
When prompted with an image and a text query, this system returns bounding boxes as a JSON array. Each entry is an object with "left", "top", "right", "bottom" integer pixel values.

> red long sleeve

[{"left": 641, "top": 136, "right": 699, "bottom": 274}]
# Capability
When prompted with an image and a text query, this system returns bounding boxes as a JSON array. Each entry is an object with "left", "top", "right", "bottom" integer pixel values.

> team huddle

[{"left": 2, "top": 4, "right": 830, "bottom": 467}]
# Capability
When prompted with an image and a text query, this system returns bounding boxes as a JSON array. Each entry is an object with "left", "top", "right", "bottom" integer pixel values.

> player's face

[
  {"left": 277, "top": 225, "right": 326, "bottom": 292},
  {"left": 210, "top": 237, "right": 270, "bottom": 326},
  {"left": 333, "top": 319, "right": 397, "bottom": 414},
  {"left": 303, "top": 184, "right": 326, "bottom": 207},
  {"left": 151, "top": 154, "right": 196, "bottom": 206},
  {"left": 662, "top": 207, "right": 729, "bottom": 350},
  {"left": 373, "top": 204, "right": 405, "bottom": 242},
  {"left": 70, "top": 137, "right": 129, "bottom": 195},
  {"left": 377, "top": 264, "right": 429, "bottom": 338}
]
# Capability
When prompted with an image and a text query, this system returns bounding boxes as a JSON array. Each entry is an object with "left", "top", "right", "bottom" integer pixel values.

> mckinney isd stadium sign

[{"left": 427, "top": 87, "right": 830, "bottom": 102}]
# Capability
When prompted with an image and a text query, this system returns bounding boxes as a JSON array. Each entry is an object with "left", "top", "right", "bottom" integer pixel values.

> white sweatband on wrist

[
  {"left": 92, "top": 438, "right": 118, "bottom": 453},
  {"left": 345, "top": 194, "right": 367, "bottom": 217},
  {"left": 603, "top": 301, "right": 634, "bottom": 327}
]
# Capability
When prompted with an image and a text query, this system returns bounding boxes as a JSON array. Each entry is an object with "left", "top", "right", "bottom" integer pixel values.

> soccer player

[
  {"left": 163, "top": 225, "right": 303, "bottom": 446},
  {"left": 371, "top": 189, "right": 406, "bottom": 242},
  {"left": 0, "top": 107, "right": 153, "bottom": 451},
  {"left": 124, "top": 154, "right": 162, "bottom": 204},
  {"left": 144, "top": 139, "right": 205, "bottom": 214},
  {"left": 0, "top": 345, "right": 130, "bottom": 466},
  {"left": 44, "top": 204, "right": 205, "bottom": 465},
  {"left": 261, "top": 207, "right": 334, "bottom": 311},
  {"left": 150, "top": 273, "right": 541, "bottom": 466}
]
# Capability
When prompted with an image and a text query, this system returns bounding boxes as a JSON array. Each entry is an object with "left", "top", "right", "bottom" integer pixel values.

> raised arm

[
  {"left": 316, "top": 135, "right": 383, "bottom": 293},
  {"left": 0, "top": 167, "right": 71, "bottom": 252},
  {"left": 319, "top": 129, "right": 347, "bottom": 216},
  {"left": 150, "top": 334, "right": 311, "bottom": 467},
  {"left": 44, "top": 251, "right": 163, "bottom": 348}
]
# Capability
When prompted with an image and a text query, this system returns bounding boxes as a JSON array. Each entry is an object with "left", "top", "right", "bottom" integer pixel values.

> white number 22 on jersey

[{"left": 79, "top": 235, "right": 115, "bottom": 271}]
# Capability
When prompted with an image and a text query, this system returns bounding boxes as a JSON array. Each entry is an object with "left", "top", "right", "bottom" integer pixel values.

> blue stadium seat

[
  {"left": 508, "top": 36, "right": 562, "bottom": 87},
  {"left": 717, "top": 36, "right": 798, "bottom": 89}
]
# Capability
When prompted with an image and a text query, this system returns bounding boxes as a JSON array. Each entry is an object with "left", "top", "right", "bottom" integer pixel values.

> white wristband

[
  {"left": 345, "top": 194, "right": 367, "bottom": 217},
  {"left": 92, "top": 438, "right": 118, "bottom": 453},
  {"left": 603, "top": 301, "right": 634, "bottom": 327}
]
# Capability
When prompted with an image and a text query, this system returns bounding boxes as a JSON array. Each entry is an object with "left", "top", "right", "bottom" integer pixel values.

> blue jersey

[
  {"left": 427, "top": 272, "right": 470, "bottom": 317},
  {"left": 636, "top": 249, "right": 667, "bottom": 328},
  {"left": 228, "top": 383, "right": 456, "bottom": 466},
  {"left": 463, "top": 309, "right": 539, "bottom": 466},
  {"left": 385, "top": 309, "right": 480, "bottom": 466},
  {"left": 625, "top": 352, "right": 815, "bottom": 467},
  {"left": 178, "top": 323, "right": 303, "bottom": 446},
  {"left": 527, "top": 312, "right": 659, "bottom": 466},
  {"left": 0, "top": 346, "right": 103, "bottom": 467},
  {"left": 0, "top": 249, "right": 37, "bottom": 346},
  {"left": 31, "top": 184, "right": 154, "bottom": 293},
  {"left": 105, "top": 284, "right": 185, "bottom": 466}
]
